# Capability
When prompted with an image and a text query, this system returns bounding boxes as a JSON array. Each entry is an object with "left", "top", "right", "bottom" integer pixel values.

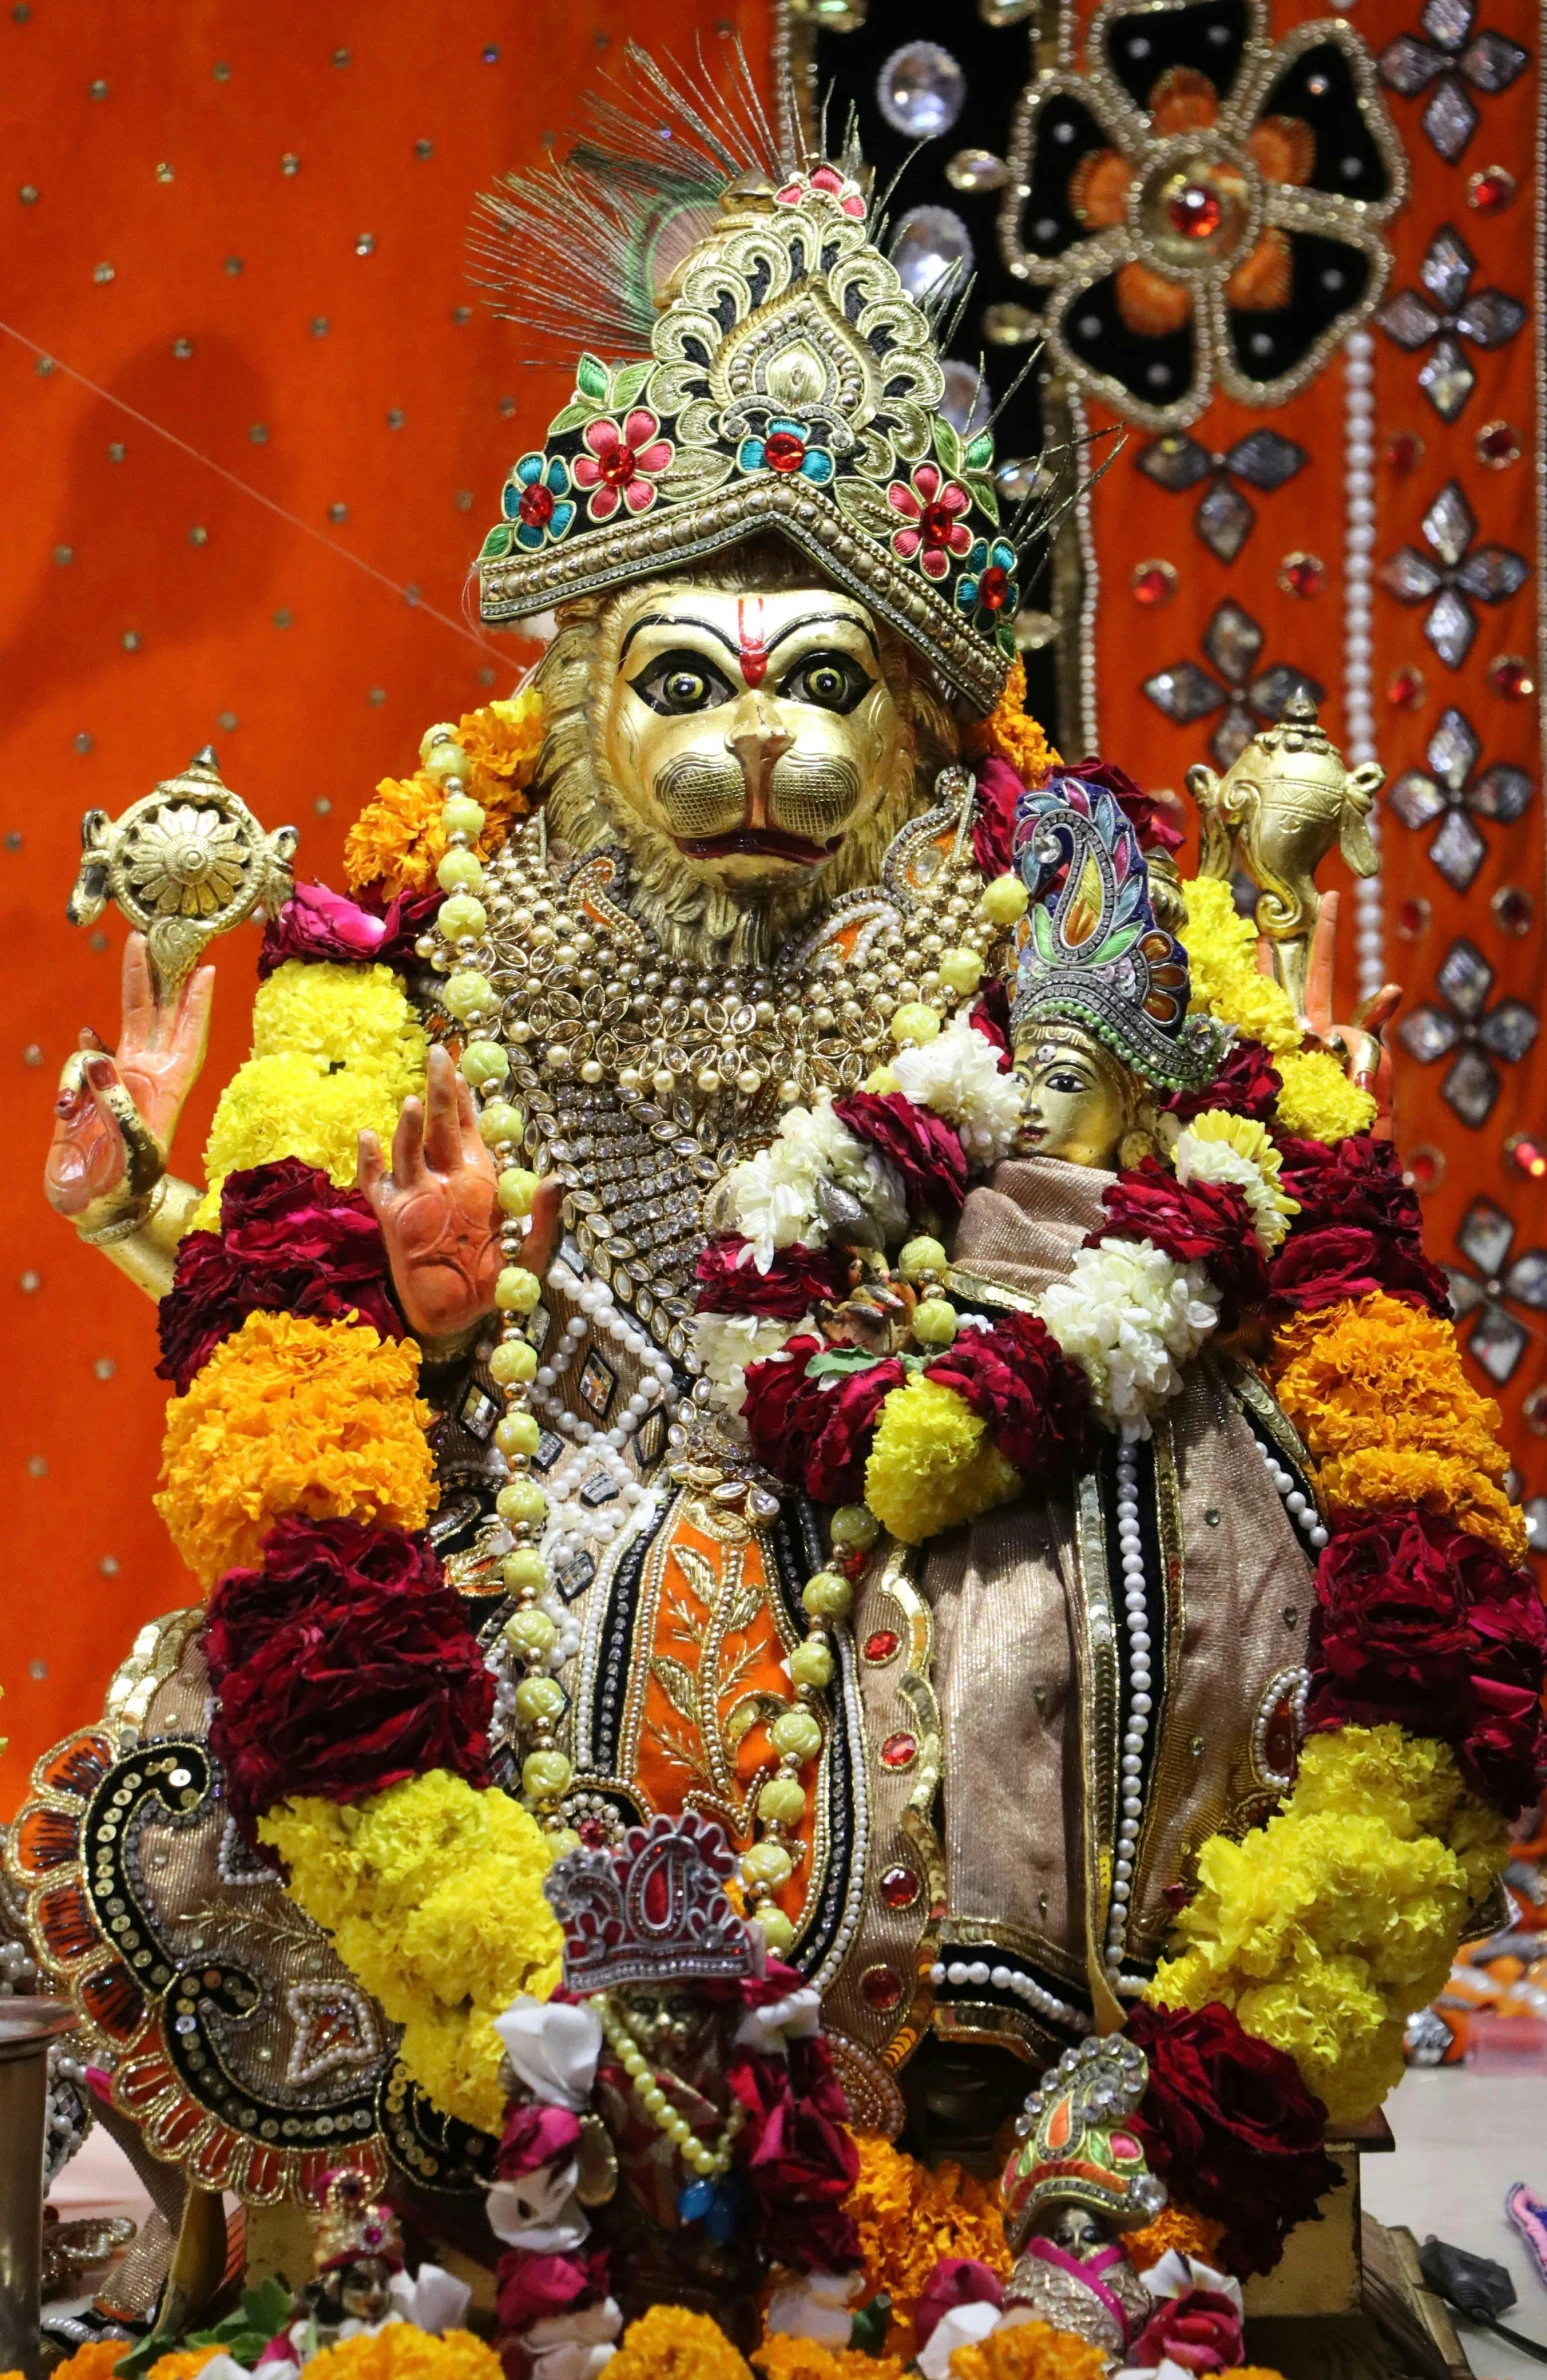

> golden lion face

[{"left": 599, "top": 582, "right": 908, "bottom": 904}]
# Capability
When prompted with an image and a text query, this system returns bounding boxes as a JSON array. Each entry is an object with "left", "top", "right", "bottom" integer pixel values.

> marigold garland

[
  {"left": 754, "top": 2343, "right": 907, "bottom": 2380},
  {"left": 1316, "top": 1450, "right": 1528, "bottom": 1566},
  {"left": 1148, "top": 1726, "right": 1506, "bottom": 2124},
  {"left": 1124, "top": 2204, "right": 1227, "bottom": 2273},
  {"left": 944, "top": 2320, "right": 1107, "bottom": 2380},
  {"left": 863, "top": 1373, "right": 1022, "bottom": 1545},
  {"left": 156, "top": 1312, "right": 435, "bottom": 1587},
  {"left": 258, "top": 1768, "right": 565, "bottom": 2133},
  {"left": 1273, "top": 1048, "right": 1377, "bottom": 1144},
  {"left": 969, "top": 655, "right": 1060, "bottom": 788},
  {"left": 1177, "top": 877, "right": 1301, "bottom": 1058},
  {"left": 843, "top": 2133, "right": 1011, "bottom": 2358},
  {"left": 49, "top": 2347, "right": 129, "bottom": 2380},
  {"left": 606, "top": 2306, "right": 752, "bottom": 2379},
  {"left": 303, "top": 2327, "right": 504, "bottom": 2380},
  {"left": 344, "top": 692, "right": 544, "bottom": 900}
]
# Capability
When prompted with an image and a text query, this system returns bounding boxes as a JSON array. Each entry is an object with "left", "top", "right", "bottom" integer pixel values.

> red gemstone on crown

[
  {"left": 1167, "top": 181, "right": 1222, "bottom": 239},
  {"left": 764, "top": 430, "right": 807, "bottom": 473},
  {"left": 880, "top": 1731, "right": 917, "bottom": 1770},
  {"left": 519, "top": 483, "right": 556, "bottom": 527},
  {"left": 920, "top": 501, "right": 957, "bottom": 548},
  {"left": 864, "top": 1629, "right": 900, "bottom": 1664},
  {"left": 978, "top": 565, "right": 1010, "bottom": 611},
  {"left": 859, "top": 1964, "right": 903, "bottom": 2010},
  {"left": 880, "top": 1864, "right": 921, "bottom": 1909},
  {"left": 599, "top": 444, "right": 638, "bottom": 487}
]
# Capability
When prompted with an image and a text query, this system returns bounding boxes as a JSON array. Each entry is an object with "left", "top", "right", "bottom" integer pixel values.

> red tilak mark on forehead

[{"left": 738, "top": 596, "right": 769, "bottom": 689}]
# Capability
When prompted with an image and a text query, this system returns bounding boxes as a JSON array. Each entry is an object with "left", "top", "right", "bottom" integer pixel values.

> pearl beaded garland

[
  {"left": 1342, "top": 331, "right": 1386, "bottom": 1008},
  {"left": 593, "top": 1992, "right": 746, "bottom": 2178},
  {"left": 929, "top": 1955, "right": 1093, "bottom": 2035},
  {"left": 1105, "top": 1439, "right": 1152, "bottom": 1981},
  {"left": 1254, "top": 1432, "right": 1330, "bottom": 1557}
]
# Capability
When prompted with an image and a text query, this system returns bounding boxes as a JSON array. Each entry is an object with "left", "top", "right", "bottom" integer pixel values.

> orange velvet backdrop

[{"left": 0, "top": 0, "right": 768, "bottom": 1804}]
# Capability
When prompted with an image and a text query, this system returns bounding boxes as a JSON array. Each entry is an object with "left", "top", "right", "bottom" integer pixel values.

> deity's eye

[
  {"left": 629, "top": 650, "right": 737, "bottom": 715},
  {"left": 1043, "top": 1068, "right": 1090, "bottom": 1096},
  {"left": 778, "top": 649, "right": 873, "bottom": 714}
]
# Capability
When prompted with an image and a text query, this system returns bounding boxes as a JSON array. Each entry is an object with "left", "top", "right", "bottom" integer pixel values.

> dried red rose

[
  {"left": 498, "top": 2101, "right": 583, "bottom": 2180},
  {"left": 1271, "top": 1134, "right": 1448, "bottom": 1316},
  {"left": 742, "top": 1338, "right": 904, "bottom": 1506},
  {"left": 1128, "top": 2286, "right": 1244, "bottom": 2373},
  {"left": 1125, "top": 2000, "right": 1339, "bottom": 2278},
  {"left": 834, "top": 1091, "right": 968, "bottom": 1226},
  {"left": 694, "top": 1236, "right": 850, "bottom": 1320},
  {"left": 915, "top": 2258, "right": 1005, "bottom": 2351},
  {"left": 495, "top": 2245, "right": 610, "bottom": 2344},
  {"left": 968, "top": 978, "right": 1014, "bottom": 1071},
  {"left": 1058, "top": 757, "right": 1185, "bottom": 857},
  {"left": 205, "top": 1513, "right": 493, "bottom": 1840},
  {"left": 1097, "top": 1160, "right": 1267, "bottom": 1328},
  {"left": 727, "top": 2028, "right": 860, "bottom": 2273},
  {"left": 972, "top": 755, "right": 1023, "bottom": 879},
  {"left": 157, "top": 1159, "right": 401, "bottom": 1393},
  {"left": 258, "top": 880, "right": 439, "bottom": 978},
  {"left": 1160, "top": 1037, "right": 1282, "bottom": 1126},
  {"left": 1307, "top": 1504, "right": 1547, "bottom": 1817},
  {"left": 926, "top": 1311, "right": 1092, "bottom": 1478}
]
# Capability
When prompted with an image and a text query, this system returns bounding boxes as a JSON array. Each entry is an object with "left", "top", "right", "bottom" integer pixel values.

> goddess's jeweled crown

[
  {"left": 1000, "top": 2036, "right": 1167, "bottom": 2252},
  {"left": 471, "top": 49, "right": 1053, "bottom": 713},
  {"left": 1011, "top": 769, "right": 1227, "bottom": 1089},
  {"left": 544, "top": 1809, "right": 755, "bottom": 1995},
  {"left": 312, "top": 2167, "right": 405, "bottom": 2274}
]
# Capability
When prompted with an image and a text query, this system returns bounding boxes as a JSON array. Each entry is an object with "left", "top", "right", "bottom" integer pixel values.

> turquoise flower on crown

[
  {"left": 736, "top": 418, "right": 835, "bottom": 485},
  {"left": 502, "top": 452, "right": 575, "bottom": 550},
  {"left": 956, "top": 536, "right": 1019, "bottom": 641}
]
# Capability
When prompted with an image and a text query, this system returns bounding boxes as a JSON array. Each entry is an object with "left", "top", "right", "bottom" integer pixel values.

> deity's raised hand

[
  {"left": 1303, "top": 889, "right": 1402, "bottom": 1136},
  {"left": 360, "top": 1045, "right": 561, "bottom": 1343},
  {"left": 44, "top": 930, "right": 214, "bottom": 1222}
]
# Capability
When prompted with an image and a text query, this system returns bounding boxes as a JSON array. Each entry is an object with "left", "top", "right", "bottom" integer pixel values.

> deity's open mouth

[{"left": 672, "top": 827, "right": 838, "bottom": 864}]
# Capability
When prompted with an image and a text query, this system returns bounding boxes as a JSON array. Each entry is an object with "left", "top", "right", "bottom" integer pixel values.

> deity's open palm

[
  {"left": 360, "top": 1045, "right": 560, "bottom": 1341},
  {"left": 45, "top": 932, "right": 214, "bottom": 1219}
]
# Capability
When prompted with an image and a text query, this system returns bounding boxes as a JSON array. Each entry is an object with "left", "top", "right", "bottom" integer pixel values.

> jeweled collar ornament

[
  {"left": 1001, "top": 2036, "right": 1168, "bottom": 2254},
  {"left": 471, "top": 48, "right": 1051, "bottom": 712},
  {"left": 544, "top": 1809, "right": 755, "bottom": 1994},
  {"left": 1011, "top": 769, "right": 1227, "bottom": 1087}
]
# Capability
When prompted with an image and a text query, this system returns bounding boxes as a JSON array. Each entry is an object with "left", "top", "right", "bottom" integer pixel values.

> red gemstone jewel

[
  {"left": 1133, "top": 561, "right": 1176, "bottom": 608},
  {"left": 576, "top": 1817, "right": 609, "bottom": 1848},
  {"left": 978, "top": 565, "right": 1010, "bottom": 611},
  {"left": 764, "top": 429, "right": 807, "bottom": 473},
  {"left": 1386, "top": 666, "right": 1426, "bottom": 711},
  {"left": 1476, "top": 420, "right": 1522, "bottom": 469},
  {"left": 1490, "top": 655, "right": 1535, "bottom": 700},
  {"left": 859, "top": 1964, "right": 904, "bottom": 2010},
  {"left": 1167, "top": 181, "right": 1222, "bottom": 239},
  {"left": 518, "top": 482, "right": 556, "bottom": 527},
  {"left": 1395, "top": 896, "right": 1430, "bottom": 942},
  {"left": 919, "top": 500, "right": 957, "bottom": 548},
  {"left": 1405, "top": 1147, "right": 1444, "bottom": 1194},
  {"left": 599, "top": 443, "right": 638, "bottom": 488},
  {"left": 1507, "top": 1132, "right": 1547, "bottom": 1180},
  {"left": 1468, "top": 164, "right": 1516, "bottom": 214},
  {"left": 1384, "top": 432, "right": 1424, "bottom": 476},
  {"left": 1280, "top": 551, "right": 1324, "bottom": 599},
  {"left": 1493, "top": 885, "right": 1533, "bottom": 937},
  {"left": 864, "top": 1629, "right": 901, "bottom": 1664},
  {"left": 880, "top": 1864, "right": 921, "bottom": 1910},
  {"left": 880, "top": 1730, "right": 918, "bottom": 1770}
]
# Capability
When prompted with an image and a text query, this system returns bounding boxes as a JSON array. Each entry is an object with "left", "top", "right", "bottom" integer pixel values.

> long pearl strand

[
  {"left": 1343, "top": 329, "right": 1385, "bottom": 1008},
  {"left": 928, "top": 1955, "right": 1093, "bottom": 2036},
  {"left": 1105, "top": 1440, "right": 1153, "bottom": 1983},
  {"left": 535, "top": 1262, "right": 677, "bottom": 1562},
  {"left": 1254, "top": 1434, "right": 1330, "bottom": 1557}
]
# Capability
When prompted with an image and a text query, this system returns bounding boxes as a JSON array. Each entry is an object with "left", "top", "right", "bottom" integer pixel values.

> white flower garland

[
  {"left": 1036, "top": 1240, "right": 1222, "bottom": 1437},
  {"left": 889, "top": 1012, "right": 1023, "bottom": 1167},
  {"left": 717, "top": 1096, "right": 906, "bottom": 1270},
  {"left": 692, "top": 1310, "right": 817, "bottom": 1422}
]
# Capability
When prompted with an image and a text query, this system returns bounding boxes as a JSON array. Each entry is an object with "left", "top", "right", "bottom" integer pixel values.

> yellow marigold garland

[
  {"left": 844, "top": 2132, "right": 1012, "bottom": 2359},
  {"left": 258, "top": 1769, "right": 565, "bottom": 2134},
  {"left": 970, "top": 655, "right": 1060, "bottom": 787},
  {"left": 1274, "top": 1047, "right": 1377, "bottom": 1143},
  {"left": 1177, "top": 876, "right": 1300, "bottom": 1058},
  {"left": 156, "top": 1312, "right": 435, "bottom": 1587},
  {"left": 1148, "top": 1726, "right": 1506, "bottom": 2125},
  {"left": 344, "top": 691, "right": 544, "bottom": 900},
  {"left": 609, "top": 2307, "right": 753, "bottom": 2378},
  {"left": 864, "top": 1374, "right": 1022, "bottom": 1545},
  {"left": 193, "top": 962, "right": 427, "bottom": 1227},
  {"left": 945, "top": 2322, "right": 1108, "bottom": 2380},
  {"left": 303, "top": 2328, "right": 503, "bottom": 2380},
  {"left": 755, "top": 2343, "right": 907, "bottom": 2380}
]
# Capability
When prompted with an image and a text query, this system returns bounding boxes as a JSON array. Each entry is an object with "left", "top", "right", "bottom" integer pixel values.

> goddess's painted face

[
  {"left": 601, "top": 582, "right": 906, "bottom": 901},
  {"left": 1042, "top": 2204, "right": 1110, "bottom": 2258},
  {"left": 1011, "top": 1032, "right": 1129, "bottom": 1170}
]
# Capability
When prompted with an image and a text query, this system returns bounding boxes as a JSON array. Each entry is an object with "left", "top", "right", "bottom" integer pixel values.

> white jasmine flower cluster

[
  {"left": 1036, "top": 1238, "right": 1221, "bottom": 1434},
  {"left": 690, "top": 1311, "right": 817, "bottom": 1426},
  {"left": 1171, "top": 1126, "right": 1291, "bottom": 1253},
  {"left": 719, "top": 1096, "right": 906, "bottom": 1269},
  {"left": 890, "top": 1013, "right": 1023, "bottom": 1166}
]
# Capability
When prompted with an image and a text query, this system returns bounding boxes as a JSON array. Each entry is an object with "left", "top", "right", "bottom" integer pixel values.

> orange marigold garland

[
  {"left": 155, "top": 1310, "right": 436, "bottom": 1587},
  {"left": 344, "top": 691, "right": 543, "bottom": 900},
  {"left": 1123, "top": 2204, "right": 1227, "bottom": 2274},
  {"left": 843, "top": 2133, "right": 1011, "bottom": 2358},
  {"left": 606, "top": 2305, "right": 753, "bottom": 2379},
  {"left": 943, "top": 2317, "right": 1108, "bottom": 2380},
  {"left": 754, "top": 2342, "right": 908, "bottom": 2380},
  {"left": 967, "top": 654, "right": 1059, "bottom": 787}
]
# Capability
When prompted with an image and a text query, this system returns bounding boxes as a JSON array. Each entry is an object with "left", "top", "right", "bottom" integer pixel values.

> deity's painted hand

[
  {"left": 44, "top": 931, "right": 213, "bottom": 1220},
  {"left": 360, "top": 1045, "right": 562, "bottom": 1342},
  {"left": 1303, "top": 890, "right": 1401, "bottom": 1136}
]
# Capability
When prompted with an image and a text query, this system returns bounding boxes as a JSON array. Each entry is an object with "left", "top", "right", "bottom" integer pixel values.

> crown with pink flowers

[
  {"left": 544, "top": 1809, "right": 755, "bottom": 1996},
  {"left": 471, "top": 50, "right": 1049, "bottom": 713}
]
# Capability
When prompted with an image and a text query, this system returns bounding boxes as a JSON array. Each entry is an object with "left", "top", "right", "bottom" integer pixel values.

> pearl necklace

[
  {"left": 593, "top": 1994, "right": 747, "bottom": 2181},
  {"left": 1105, "top": 1439, "right": 1153, "bottom": 1983}
]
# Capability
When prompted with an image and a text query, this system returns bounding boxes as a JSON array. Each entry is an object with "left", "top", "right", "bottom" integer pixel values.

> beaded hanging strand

[
  {"left": 418, "top": 721, "right": 573, "bottom": 1829},
  {"left": 593, "top": 1993, "right": 747, "bottom": 2182}
]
